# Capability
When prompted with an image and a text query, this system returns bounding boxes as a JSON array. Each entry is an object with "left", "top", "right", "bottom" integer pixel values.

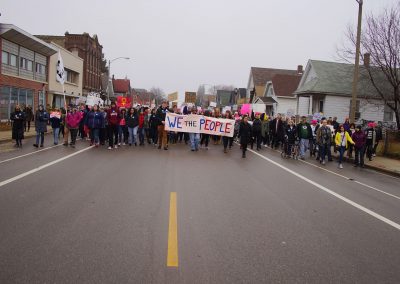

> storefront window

[
  {"left": 0, "top": 87, "right": 11, "bottom": 120},
  {"left": 27, "top": 90, "right": 34, "bottom": 110}
]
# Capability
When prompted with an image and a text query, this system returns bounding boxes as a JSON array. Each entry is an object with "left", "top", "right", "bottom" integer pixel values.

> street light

[
  {"left": 350, "top": 0, "right": 363, "bottom": 123},
  {"left": 107, "top": 57, "right": 130, "bottom": 105}
]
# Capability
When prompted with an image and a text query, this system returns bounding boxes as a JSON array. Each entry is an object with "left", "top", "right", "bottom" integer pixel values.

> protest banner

[
  {"left": 164, "top": 112, "right": 235, "bottom": 137},
  {"left": 50, "top": 111, "right": 61, "bottom": 119},
  {"left": 117, "top": 96, "right": 132, "bottom": 108}
]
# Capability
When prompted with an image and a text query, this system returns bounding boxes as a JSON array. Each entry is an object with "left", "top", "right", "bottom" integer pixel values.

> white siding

[
  {"left": 360, "top": 99, "right": 385, "bottom": 122},
  {"left": 276, "top": 97, "right": 297, "bottom": 115},
  {"left": 324, "top": 96, "right": 350, "bottom": 122},
  {"left": 297, "top": 97, "right": 310, "bottom": 116}
]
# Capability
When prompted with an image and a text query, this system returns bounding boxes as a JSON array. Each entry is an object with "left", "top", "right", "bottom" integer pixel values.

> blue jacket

[
  {"left": 86, "top": 111, "right": 104, "bottom": 129},
  {"left": 35, "top": 110, "right": 49, "bottom": 132}
]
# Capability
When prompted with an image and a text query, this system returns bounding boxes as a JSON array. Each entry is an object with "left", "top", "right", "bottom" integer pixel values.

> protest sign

[
  {"left": 164, "top": 112, "right": 235, "bottom": 137},
  {"left": 50, "top": 111, "right": 61, "bottom": 119},
  {"left": 117, "top": 96, "right": 132, "bottom": 108},
  {"left": 210, "top": 102, "right": 217, "bottom": 108},
  {"left": 240, "top": 104, "right": 252, "bottom": 115},
  {"left": 252, "top": 104, "right": 265, "bottom": 114}
]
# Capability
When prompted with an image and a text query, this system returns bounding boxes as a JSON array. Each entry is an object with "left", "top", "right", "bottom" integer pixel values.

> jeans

[
  {"left": 338, "top": 146, "right": 346, "bottom": 164},
  {"left": 128, "top": 126, "right": 138, "bottom": 145},
  {"left": 299, "top": 138, "right": 309, "bottom": 158},
  {"left": 223, "top": 136, "right": 233, "bottom": 149},
  {"left": 118, "top": 125, "right": 127, "bottom": 144},
  {"left": 70, "top": 128, "right": 78, "bottom": 145},
  {"left": 53, "top": 127, "right": 60, "bottom": 144},
  {"left": 189, "top": 133, "right": 200, "bottom": 150},
  {"left": 107, "top": 125, "right": 118, "bottom": 147},
  {"left": 319, "top": 143, "right": 332, "bottom": 162},
  {"left": 355, "top": 146, "right": 365, "bottom": 166},
  {"left": 91, "top": 128, "right": 100, "bottom": 144},
  {"left": 138, "top": 127, "right": 145, "bottom": 145},
  {"left": 36, "top": 131, "right": 44, "bottom": 146}
]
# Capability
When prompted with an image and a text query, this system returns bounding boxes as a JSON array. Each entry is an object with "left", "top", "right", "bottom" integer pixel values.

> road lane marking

[
  {"left": 0, "top": 146, "right": 94, "bottom": 188},
  {"left": 0, "top": 138, "right": 83, "bottom": 164},
  {"left": 255, "top": 144, "right": 400, "bottom": 201},
  {"left": 298, "top": 157, "right": 400, "bottom": 201},
  {"left": 247, "top": 148, "right": 400, "bottom": 231},
  {"left": 167, "top": 192, "right": 179, "bottom": 267}
]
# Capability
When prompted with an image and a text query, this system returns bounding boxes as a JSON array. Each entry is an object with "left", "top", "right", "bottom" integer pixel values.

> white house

[{"left": 294, "top": 59, "right": 396, "bottom": 124}]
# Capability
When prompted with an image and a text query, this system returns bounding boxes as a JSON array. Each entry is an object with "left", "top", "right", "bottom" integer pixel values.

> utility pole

[{"left": 350, "top": 0, "right": 363, "bottom": 123}]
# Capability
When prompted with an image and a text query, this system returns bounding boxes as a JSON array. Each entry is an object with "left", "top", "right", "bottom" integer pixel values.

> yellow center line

[{"left": 167, "top": 192, "right": 178, "bottom": 267}]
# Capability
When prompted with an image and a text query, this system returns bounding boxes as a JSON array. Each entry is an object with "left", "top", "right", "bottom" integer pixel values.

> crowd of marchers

[{"left": 9, "top": 102, "right": 382, "bottom": 167}]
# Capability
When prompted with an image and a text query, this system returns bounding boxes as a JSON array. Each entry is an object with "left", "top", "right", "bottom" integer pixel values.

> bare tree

[
  {"left": 339, "top": 2, "right": 400, "bottom": 129},
  {"left": 150, "top": 87, "right": 166, "bottom": 106}
]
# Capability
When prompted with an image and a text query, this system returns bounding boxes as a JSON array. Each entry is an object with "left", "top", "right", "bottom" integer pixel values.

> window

[
  {"left": 38, "top": 91, "right": 45, "bottom": 107},
  {"left": 2, "top": 51, "right": 9, "bottom": 65},
  {"left": 36, "top": 63, "right": 46, "bottom": 75},
  {"left": 0, "top": 86, "right": 11, "bottom": 120},
  {"left": 20, "top": 58, "right": 33, "bottom": 71},
  {"left": 0, "top": 87, "right": 35, "bottom": 120},
  {"left": 10, "top": 54, "right": 17, "bottom": 67},
  {"left": 319, "top": 100, "right": 324, "bottom": 113},
  {"left": 384, "top": 104, "right": 394, "bottom": 121}
]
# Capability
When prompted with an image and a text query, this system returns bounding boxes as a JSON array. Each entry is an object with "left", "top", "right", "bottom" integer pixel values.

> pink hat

[
  {"left": 311, "top": 120, "right": 317, "bottom": 125},
  {"left": 368, "top": 122, "right": 375, "bottom": 128}
]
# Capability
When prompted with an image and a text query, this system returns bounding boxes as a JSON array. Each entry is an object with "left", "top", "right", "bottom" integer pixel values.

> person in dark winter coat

[
  {"left": 222, "top": 111, "right": 234, "bottom": 153},
  {"left": 126, "top": 107, "right": 139, "bottom": 146},
  {"left": 106, "top": 102, "right": 120, "bottom": 149},
  {"left": 10, "top": 105, "right": 25, "bottom": 147},
  {"left": 33, "top": 104, "right": 49, "bottom": 148},
  {"left": 284, "top": 120, "right": 297, "bottom": 156},
  {"left": 270, "top": 114, "right": 285, "bottom": 149},
  {"left": 49, "top": 108, "right": 62, "bottom": 145},
  {"left": 365, "top": 122, "right": 376, "bottom": 161},
  {"left": 149, "top": 108, "right": 158, "bottom": 145},
  {"left": 86, "top": 105, "right": 104, "bottom": 147},
  {"left": 238, "top": 116, "right": 252, "bottom": 158},
  {"left": 24, "top": 105, "right": 33, "bottom": 132},
  {"left": 352, "top": 125, "right": 366, "bottom": 167},
  {"left": 251, "top": 113, "right": 262, "bottom": 151}
]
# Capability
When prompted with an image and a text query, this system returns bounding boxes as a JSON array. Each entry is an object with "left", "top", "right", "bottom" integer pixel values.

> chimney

[
  {"left": 364, "top": 53, "right": 370, "bottom": 67},
  {"left": 297, "top": 65, "right": 303, "bottom": 75}
]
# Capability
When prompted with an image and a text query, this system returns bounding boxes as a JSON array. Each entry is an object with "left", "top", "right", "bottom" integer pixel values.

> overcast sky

[{"left": 1, "top": 0, "right": 397, "bottom": 99}]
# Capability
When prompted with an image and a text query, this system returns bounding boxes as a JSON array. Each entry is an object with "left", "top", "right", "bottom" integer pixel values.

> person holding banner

[
  {"left": 222, "top": 111, "right": 234, "bottom": 153},
  {"left": 49, "top": 108, "right": 62, "bottom": 145},
  {"left": 189, "top": 107, "right": 200, "bottom": 151},
  {"left": 238, "top": 116, "right": 252, "bottom": 158},
  {"left": 156, "top": 101, "right": 169, "bottom": 150}
]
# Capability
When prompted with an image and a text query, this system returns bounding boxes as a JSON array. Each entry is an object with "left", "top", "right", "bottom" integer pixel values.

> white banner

[{"left": 164, "top": 112, "right": 235, "bottom": 137}]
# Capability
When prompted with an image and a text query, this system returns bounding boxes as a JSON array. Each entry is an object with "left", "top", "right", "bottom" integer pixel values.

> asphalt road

[{"left": 0, "top": 136, "right": 399, "bottom": 283}]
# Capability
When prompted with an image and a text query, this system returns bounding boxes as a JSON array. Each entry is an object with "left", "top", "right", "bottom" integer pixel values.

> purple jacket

[
  {"left": 351, "top": 131, "right": 366, "bottom": 149},
  {"left": 66, "top": 111, "right": 82, "bottom": 129}
]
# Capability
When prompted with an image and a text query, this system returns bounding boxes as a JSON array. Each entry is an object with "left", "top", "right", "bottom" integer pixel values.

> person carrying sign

[{"left": 156, "top": 101, "right": 169, "bottom": 150}]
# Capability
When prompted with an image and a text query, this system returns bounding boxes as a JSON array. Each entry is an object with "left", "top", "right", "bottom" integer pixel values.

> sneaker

[
  {"left": 114, "top": 145, "right": 118, "bottom": 149},
  {"left": 40, "top": 144, "right": 44, "bottom": 147},
  {"left": 339, "top": 164, "right": 343, "bottom": 169},
  {"left": 164, "top": 147, "right": 168, "bottom": 150},
  {"left": 118, "top": 143, "right": 121, "bottom": 146},
  {"left": 108, "top": 146, "right": 112, "bottom": 150},
  {"left": 33, "top": 144, "right": 38, "bottom": 148},
  {"left": 205, "top": 147, "right": 209, "bottom": 150},
  {"left": 129, "top": 143, "right": 132, "bottom": 146},
  {"left": 122, "top": 143, "right": 126, "bottom": 146},
  {"left": 63, "top": 143, "right": 68, "bottom": 147},
  {"left": 300, "top": 156, "right": 305, "bottom": 160},
  {"left": 322, "top": 160, "right": 326, "bottom": 165},
  {"left": 372, "top": 154, "right": 376, "bottom": 157},
  {"left": 191, "top": 149, "right": 195, "bottom": 152}
]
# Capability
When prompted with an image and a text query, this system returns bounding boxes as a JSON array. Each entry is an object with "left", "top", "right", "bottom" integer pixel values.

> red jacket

[
  {"left": 139, "top": 113, "right": 145, "bottom": 128},
  {"left": 66, "top": 111, "right": 82, "bottom": 129},
  {"left": 107, "top": 107, "right": 120, "bottom": 126}
]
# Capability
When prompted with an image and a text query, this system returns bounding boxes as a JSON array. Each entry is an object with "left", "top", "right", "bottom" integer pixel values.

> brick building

[
  {"left": 37, "top": 32, "right": 104, "bottom": 96},
  {"left": 0, "top": 24, "right": 57, "bottom": 124}
]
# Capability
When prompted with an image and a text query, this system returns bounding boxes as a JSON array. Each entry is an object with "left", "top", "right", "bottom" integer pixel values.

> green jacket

[{"left": 261, "top": 120, "right": 270, "bottom": 137}]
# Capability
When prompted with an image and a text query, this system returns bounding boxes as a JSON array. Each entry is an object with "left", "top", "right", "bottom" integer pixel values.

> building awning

[{"left": 0, "top": 24, "right": 58, "bottom": 57}]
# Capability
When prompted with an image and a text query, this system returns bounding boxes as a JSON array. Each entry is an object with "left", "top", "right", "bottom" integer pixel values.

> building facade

[
  {"left": 0, "top": 24, "right": 57, "bottom": 123},
  {"left": 37, "top": 33, "right": 104, "bottom": 96},
  {"left": 47, "top": 43, "right": 83, "bottom": 108}
]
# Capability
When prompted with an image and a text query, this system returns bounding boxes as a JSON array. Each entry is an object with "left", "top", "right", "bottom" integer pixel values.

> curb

[{"left": 337, "top": 155, "right": 400, "bottom": 178}]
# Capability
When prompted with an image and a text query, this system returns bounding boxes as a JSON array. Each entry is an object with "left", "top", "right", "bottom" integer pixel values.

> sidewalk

[
  {"left": 333, "top": 152, "right": 400, "bottom": 178},
  {"left": 0, "top": 127, "right": 52, "bottom": 143}
]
